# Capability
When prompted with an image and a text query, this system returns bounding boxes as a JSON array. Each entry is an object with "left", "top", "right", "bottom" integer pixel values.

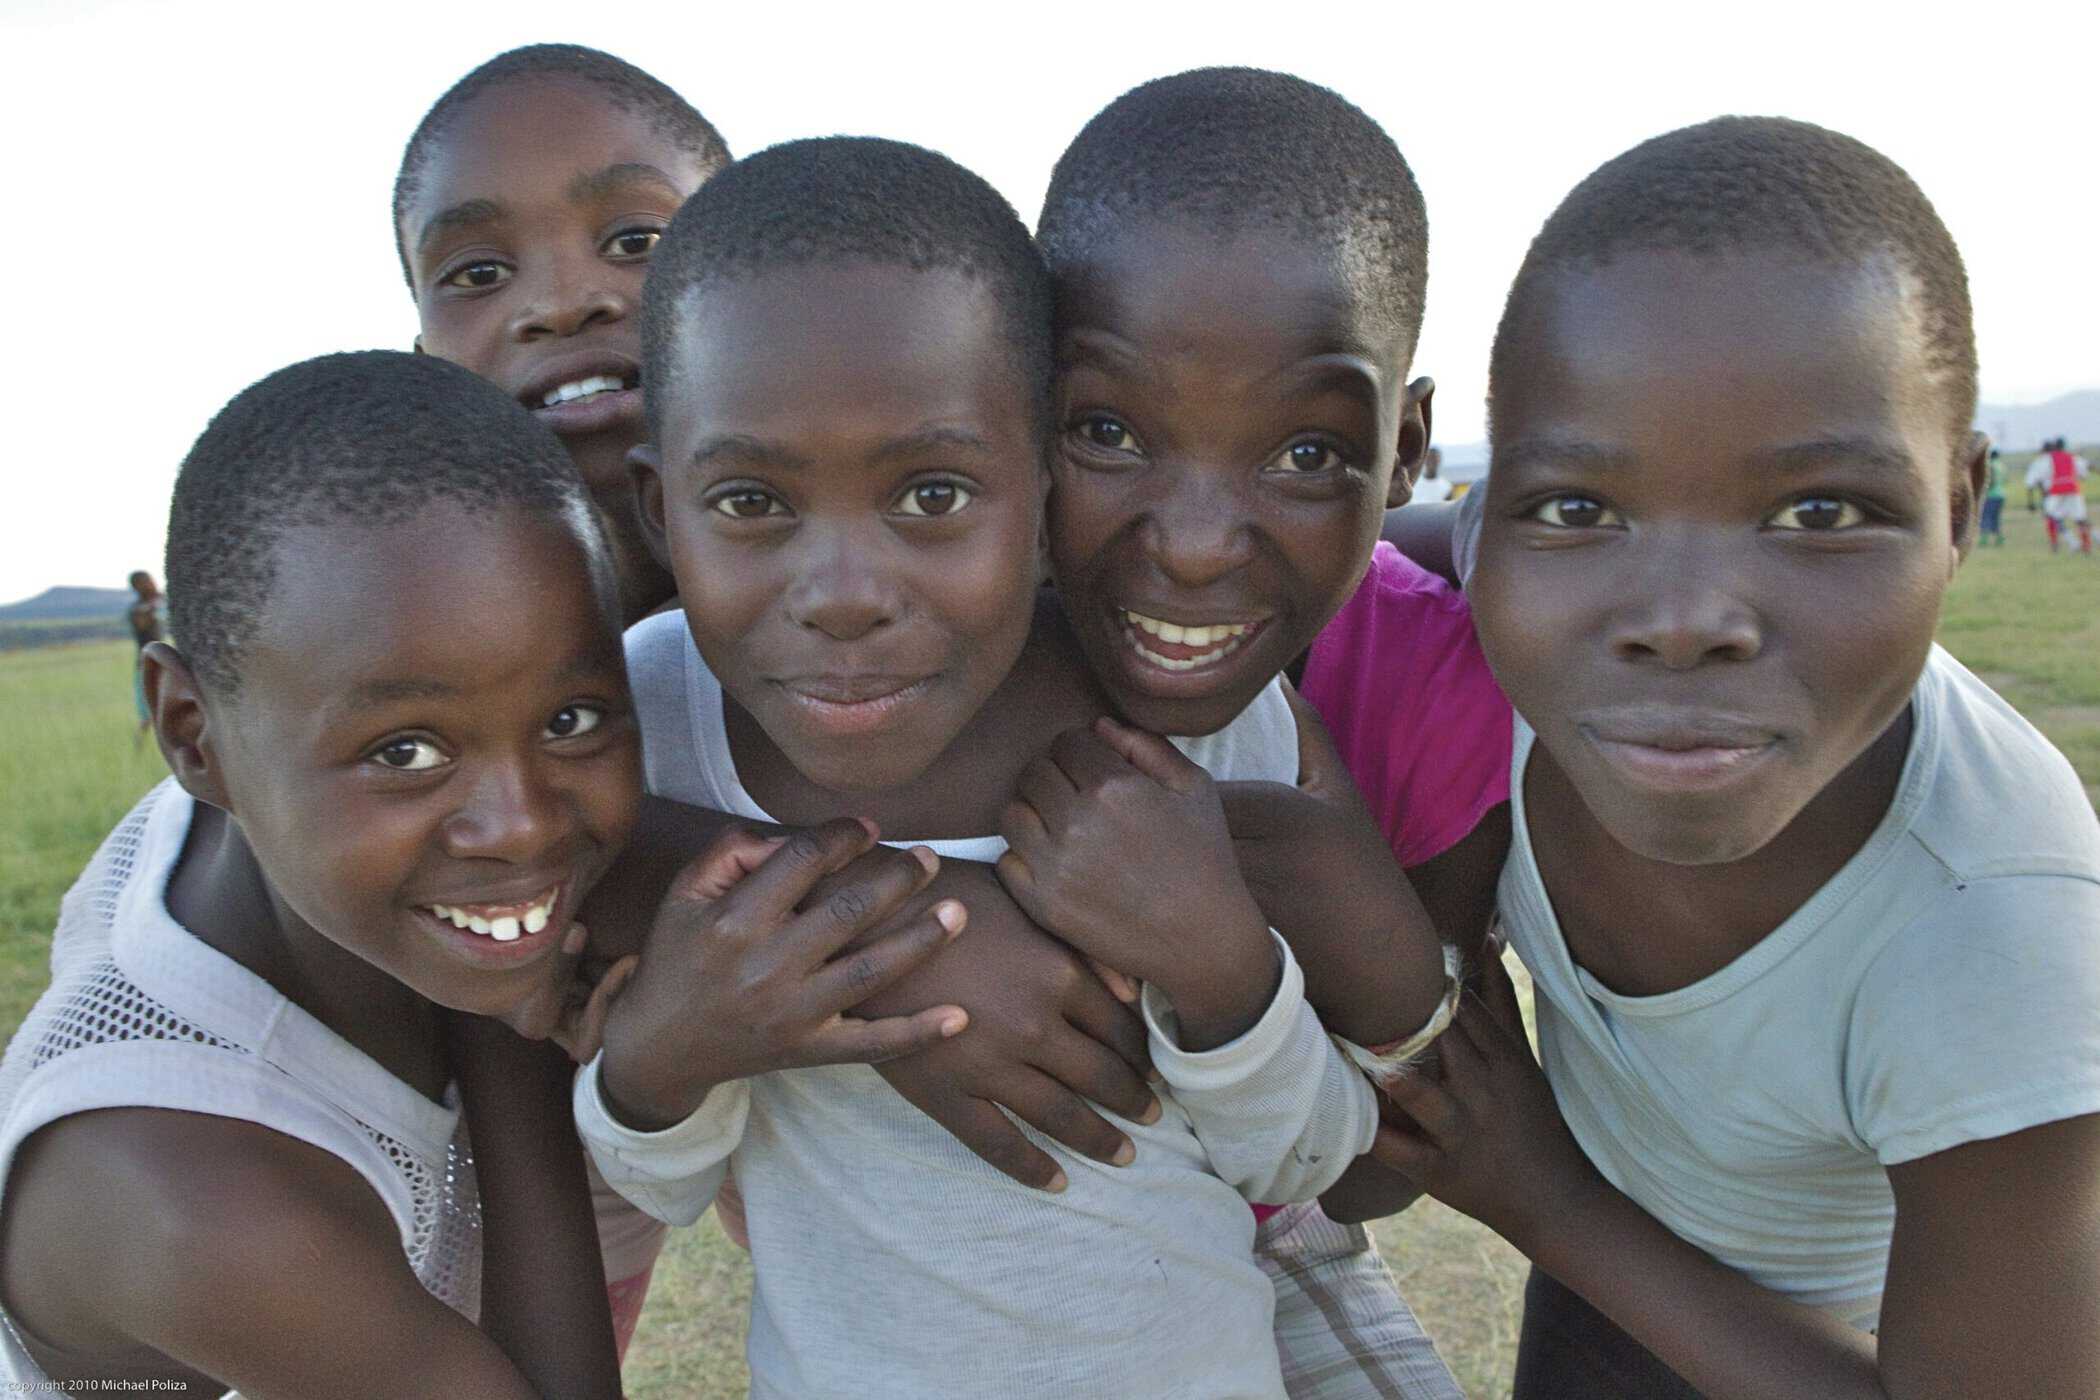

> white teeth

[
  {"left": 427, "top": 885, "right": 560, "bottom": 939},
  {"left": 450, "top": 909, "right": 470, "bottom": 929},
  {"left": 489, "top": 916, "right": 521, "bottom": 942},
  {"left": 541, "top": 374, "right": 626, "bottom": 408},
  {"left": 523, "top": 906, "right": 549, "bottom": 935},
  {"left": 468, "top": 915, "right": 491, "bottom": 935},
  {"left": 1120, "top": 611, "right": 1255, "bottom": 670}
]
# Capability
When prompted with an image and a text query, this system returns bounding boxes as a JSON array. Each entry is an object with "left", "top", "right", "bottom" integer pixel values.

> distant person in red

[
  {"left": 127, "top": 570, "right": 166, "bottom": 743},
  {"left": 2025, "top": 437, "right": 2092, "bottom": 553}
]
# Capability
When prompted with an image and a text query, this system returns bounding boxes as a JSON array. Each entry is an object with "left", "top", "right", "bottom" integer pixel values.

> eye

[
  {"left": 1766, "top": 496, "right": 1866, "bottom": 531},
  {"left": 602, "top": 227, "right": 661, "bottom": 259},
  {"left": 441, "top": 260, "right": 511, "bottom": 291},
  {"left": 893, "top": 481, "right": 975, "bottom": 517},
  {"left": 711, "top": 489, "right": 789, "bottom": 520},
  {"left": 1272, "top": 440, "right": 1347, "bottom": 474},
  {"left": 372, "top": 737, "right": 446, "bottom": 772},
  {"left": 1527, "top": 494, "right": 1621, "bottom": 529},
  {"left": 1076, "top": 416, "right": 1141, "bottom": 453},
  {"left": 545, "top": 704, "right": 605, "bottom": 739}
]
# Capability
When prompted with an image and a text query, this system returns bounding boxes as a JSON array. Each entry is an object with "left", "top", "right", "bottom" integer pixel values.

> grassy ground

[{"left": 0, "top": 471, "right": 2092, "bottom": 1398}]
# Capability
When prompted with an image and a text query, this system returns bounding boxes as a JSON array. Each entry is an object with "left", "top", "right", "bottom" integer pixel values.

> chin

[{"left": 1589, "top": 796, "right": 1794, "bottom": 868}]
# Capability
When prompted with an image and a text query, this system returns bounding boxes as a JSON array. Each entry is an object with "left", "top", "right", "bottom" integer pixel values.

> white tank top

[{"left": 0, "top": 781, "right": 481, "bottom": 1389}]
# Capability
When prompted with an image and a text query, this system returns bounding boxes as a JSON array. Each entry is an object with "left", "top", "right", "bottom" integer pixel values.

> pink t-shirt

[{"left": 1298, "top": 542, "right": 1512, "bottom": 867}]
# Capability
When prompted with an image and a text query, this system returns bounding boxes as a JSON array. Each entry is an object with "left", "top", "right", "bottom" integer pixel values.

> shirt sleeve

[
  {"left": 1848, "top": 875, "right": 2100, "bottom": 1166},
  {"left": 572, "top": 1055, "right": 749, "bottom": 1225},
  {"left": 1141, "top": 933, "right": 1379, "bottom": 1203}
]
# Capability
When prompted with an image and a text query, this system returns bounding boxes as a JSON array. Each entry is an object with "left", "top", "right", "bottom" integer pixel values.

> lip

[
  {"left": 414, "top": 879, "right": 570, "bottom": 967},
  {"left": 1108, "top": 604, "right": 1273, "bottom": 690},
  {"left": 515, "top": 350, "right": 643, "bottom": 439},
  {"left": 774, "top": 674, "right": 939, "bottom": 736},
  {"left": 1577, "top": 710, "right": 1783, "bottom": 793}
]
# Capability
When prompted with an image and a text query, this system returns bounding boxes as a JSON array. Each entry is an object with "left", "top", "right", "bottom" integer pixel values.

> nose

[
  {"left": 1607, "top": 533, "right": 1762, "bottom": 669},
  {"left": 1142, "top": 467, "right": 1255, "bottom": 590},
  {"left": 506, "top": 248, "right": 628, "bottom": 343},
  {"left": 441, "top": 756, "right": 572, "bottom": 864},
  {"left": 783, "top": 525, "right": 904, "bottom": 642}
]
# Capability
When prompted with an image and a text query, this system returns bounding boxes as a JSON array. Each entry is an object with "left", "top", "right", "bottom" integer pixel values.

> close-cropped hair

[
  {"left": 1036, "top": 67, "right": 1430, "bottom": 361},
  {"left": 639, "top": 135, "right": 1056, "bottom": 438},
  {"left": 391, "top": 42, "right": 731, "bottom": 287},
  {"left": 165, "top": 351, "right": 603, "bottom": 697},
  {"left": 1490, "top": 115, "right": 1978, "bottom": 440}
]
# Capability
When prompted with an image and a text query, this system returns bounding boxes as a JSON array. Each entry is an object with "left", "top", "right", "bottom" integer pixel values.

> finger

[
  {"left": 1368, "top": 1121, "right": 1442, "bottom": 1180},
  {"left": 798, "top": 842, "right": 940, "bottom": 944},
  {"left": 813, "top": 902, "right": 967, "bottom": 1010},
  {"left": 1479, "top": 943, "right": 1528, "bottom": 1039},
  {"left": 1084, "top": 956, "right": 1141, "bottom": 1006},
  {"left": 1061, "top": 973, "right": 1159, "bottom": 1093},
  {"left": 1279, "top": 680, "right": 1349, "bottom": 800},
  {"left": 555, "top": 953, "right": 639, "bottom": 1064},
  {"left": 1033, "top": 1016, "right": 1158, "bottom": 1125},
  {"left": 996, "top": 1066, "right": 1137, "bottom": 1166},
  {"left": 1377, "top": 1070, "right": 1464, "bottom": 1151},
  {"left": 669, "top": 825, "right": 793, "bottom": 906},
  {"left": 996, "top": 797, "right": 1052, "bottom": 881},
  {"left": 1049, "top": 724, "right": 1142, "bottom": 795},
  {"left": 801, "top": 1005, "right": 970, "bottom": 1068},
  {"left": 1092, "top": 715, "right": 1208, "bottom": 795},
  {"left": 1012, "top": 753, "right": 1081, "bottom": 836},
  {"left": 929, "top": 1095, "right": 1068, "bottom": 1192},
  {"left": 719, "top": 817, "right": 880, "bottom": 928},
  {"left": 1437, "top": 997, "right": 1496, "bottom": 1080},
  {"left": 713, "top": 1170, "right": 751, "bottom": 1252},
  {"left": 783, "top": 842, "right": 944, "bottom": 965}
]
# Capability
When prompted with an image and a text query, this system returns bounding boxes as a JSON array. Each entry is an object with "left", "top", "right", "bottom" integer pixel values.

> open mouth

[
  {"left": 1119, "top": 609, "right": 1267, "bottom": 673},
  {"left": 419, "top": 884, "right": 562, "bottom": 944},
  {"left": 518, "top": 356, "right": 644, "bottom": 437},
  {"left": 537, "top": 373, "right": 637, "bottom": 409}
]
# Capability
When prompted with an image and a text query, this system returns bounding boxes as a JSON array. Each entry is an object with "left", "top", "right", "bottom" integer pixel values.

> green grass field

[{"left": 1, "top": 476, "right": 2093, "bottom": 1398}]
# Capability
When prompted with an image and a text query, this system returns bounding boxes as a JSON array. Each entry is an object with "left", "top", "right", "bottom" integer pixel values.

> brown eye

[
  {"left": 1082, "top": 417, "right": 1136, "bottom": 452},
  {"left": 442, "top": 261, "right": 511, "bottom": 290},
  {"left": 545, "top": 704, "right": 605, "bottom": 739},
  {"left": 603, "top": 228, "right": 661, "bottom": 259},
  {"left": 1530, "top": 495, "right": 1619, "bottom": 529},
  {"left": 894, "top": 481, "right": 973, "bottom": 517},
  {"left": 1277, "top": 441, "right": 1344, "bottom": 473},
  {"left": 1767, "top": 497, "right": 1864, "bottom": 531},
  {"left": 712, "top": 490, "right": 785, "bottom": 520},
  {"left": 373, "top": 738, "right": 445, "bottom": 771}
]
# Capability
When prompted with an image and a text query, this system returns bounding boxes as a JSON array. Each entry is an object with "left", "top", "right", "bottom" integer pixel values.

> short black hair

[
  {"left": 392, "top": 43, "right": 731, "bottom": 287},
  {"left": 166, "top": 351, "right": 605, "bottom": 696},
  {"left": 640, "top": 135, "right": 1054, "bottom": 438},
  {"left": 1491, "top": 116, "right": 1977, "bottom": 440},
  {"left": 1036, "top": 67, "right": 1429, "bottom": 362}
]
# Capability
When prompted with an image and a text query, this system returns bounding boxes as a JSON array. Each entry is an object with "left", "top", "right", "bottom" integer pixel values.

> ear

[
  {"left": 1950, "top": 431, "right": 1990, "bottom": 569},
  {"left": 629, "top": 442, "right": 673, "bottom": 571},
  {"left": 1388, "top": 376, "right": 1436, "bottom": 509},
  {"left": 145, "top": 643, "right": 235, "bottom": 812},
  {"left": 1036, "top": 453, "right": 1055, "bottom": 586}
]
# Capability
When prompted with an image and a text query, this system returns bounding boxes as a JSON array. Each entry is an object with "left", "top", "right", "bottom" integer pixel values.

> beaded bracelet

[{"left": 1332, "top": 943, "right": 1465, "bottom": 1089}]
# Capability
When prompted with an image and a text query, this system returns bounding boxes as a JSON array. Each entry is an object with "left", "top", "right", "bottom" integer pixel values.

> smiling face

[
  {"left": 1048, "top": 220, "right": 1424, "bottom": 737},
  {"left": 640, "top": 263, "right": 1045, "bottom": 797},
  {"left": 1472, "top": 248, "right": 1983, "bottom": 866},
  {"left": 402, "top": 76, "right": 715, "bottom": 617},
  {"left": 206, "top": 501, "right": 638, "bottom": 1016}
]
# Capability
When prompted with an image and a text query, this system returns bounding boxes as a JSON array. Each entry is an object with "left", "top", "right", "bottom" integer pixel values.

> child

[
  {"left": 1029, "top": 67, "right": 1514, "bottom": 1396},
  {"left": 391, "top": 44, "right": 733, "bottom": 1338},
  {"left": 125, "top": 568, "right": 166, "bottom": 742},
  {"left": 395, "top": 44, "right": 732, "bottom": 622},
  {"left": 576, "top": 135, "right": 1454, "bottom": 1398},
  {"left": 1979, "top": 447, "right": 2006, "bottom": 545},
  {"left": 2026, "top": 437, "right": 2092, "bottom": 553},
  {"left": 1374, "top": 117, "right": 2100, "bottom": 1398},
  {"left": 0, "top": 352, "right": 639, "bottom": 1396}
]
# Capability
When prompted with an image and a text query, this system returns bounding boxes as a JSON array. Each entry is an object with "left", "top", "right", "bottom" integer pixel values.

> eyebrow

[
  {"left": 566, "top": 162, "right": 685, "bottom": 205},
  {"left": 689, "top": 436, "right": 813, "bottom": 472},
  {"left": 415, "top": 197, "right": 504, "bottom": 254},
  {"left": 1275, "top": 356, "right": 1384, "bottom": 411},
  {"left": 1750, "top": 438, "right": 1919, "bottom": 476},
  {"left": 1492, "top": 440, "right": 1638, "bottom": 475},
  {"left": 868, "top": 426, "right": 997, "bottom": 466},
  {"left": 334, "top": 676, "right": 461, "bottom": 718}
]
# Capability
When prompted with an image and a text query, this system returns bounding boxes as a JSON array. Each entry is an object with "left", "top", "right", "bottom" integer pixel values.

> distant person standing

[
  {"left": 1412, "top": 445, "right": 1454, "bottom": 503},
  {"left": 125, "top": 570, "right": 165, "bottom": 742},
  {"left": 1980, "top": 446, "right": 2007, "bottom": 545},
  {"left": 2026, "top": 437, "right": 2092, "bottom": 553}
]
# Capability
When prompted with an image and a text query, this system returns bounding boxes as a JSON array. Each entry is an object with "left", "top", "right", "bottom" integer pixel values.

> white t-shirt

[
  {"left": 576, "top": 612, "right": 1378, "bottom": 1399},
  {"left": 1499, "top": 647, "right": 2100, "bottom": 1327},
  {"left": 0, "top": 783, "right": 480, "bottom": 1389}
]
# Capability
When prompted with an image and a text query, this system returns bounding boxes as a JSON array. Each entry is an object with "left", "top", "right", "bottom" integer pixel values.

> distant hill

[
  {"left": 0, "top": 586, "right": 134, "bottom": 622},
  {"left": 1976, "top": 390, "right": 2100, "bottom": 452}
]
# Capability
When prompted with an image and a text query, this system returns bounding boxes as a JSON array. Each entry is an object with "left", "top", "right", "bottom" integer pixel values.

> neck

[
  {"left": 167, "top": 802, "right": 447, "bottom": 1100},
  {"left": 1526, "top": 707, "right": 1913, "bottom": 997}
]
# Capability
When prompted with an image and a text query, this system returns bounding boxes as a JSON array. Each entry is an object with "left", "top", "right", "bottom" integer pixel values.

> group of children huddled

[{"left": 2, "top": 41, "right": 2096, "bottom": 1400}]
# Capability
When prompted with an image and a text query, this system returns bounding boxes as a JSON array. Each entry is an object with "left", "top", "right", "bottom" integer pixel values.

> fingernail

[
  {"left": 1111, "top": 1139, "right": 1135, "bottom": 1166},
  {"left": 1139, "top": 1096, "right": 1163, "bottom": 1124},
  {"left": 939, "top": 1012, "right": 968, "bottom": 1037},
  {"left": 909, "top": 844, "right": 938, "bottom": 876},
  {"left": 854, "top": 816, "right": 880, "bottom": 842},
  {"left": 935, "top": 900, "right": 965, "bottom": 934},
  {"left": 1045, "top": 1170, "right": 1068, "bottom": 1193}
]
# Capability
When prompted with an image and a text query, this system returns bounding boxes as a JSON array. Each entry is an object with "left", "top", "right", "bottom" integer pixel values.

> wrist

[
  {"left": 1504, "top": 1150, "right": 1616, "bottom": 1263},
  {"left": 1159, "top": 911, "right": 1281, "bottom": 1051},
  {"left": 599, "top": 1019, "right": 720, "bottom": 1133}
]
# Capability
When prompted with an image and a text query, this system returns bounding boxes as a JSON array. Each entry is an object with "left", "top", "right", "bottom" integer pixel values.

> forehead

[
  {"left": 240, "top": 502, "right": 618, "bottom": 703},
  {"left": 1496, "top": 249, "right": 1953, "bottom": 473},
  {"left": 659, "top": 263, "right": 1035, "bottom": 452},
  {"left": 1058, "top": 218, "right": 1395, "bottom": 376},
  {"left": 403, "top": 76, "right": 703, "bottom": 232}
]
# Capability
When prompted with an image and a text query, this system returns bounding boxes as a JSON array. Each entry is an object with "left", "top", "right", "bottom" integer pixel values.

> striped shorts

[{"left": 1257, "top": 1202, "right": 1461, "bottom": 1400}]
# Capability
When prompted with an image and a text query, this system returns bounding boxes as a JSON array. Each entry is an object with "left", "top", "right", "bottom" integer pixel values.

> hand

[
  {"left": 490, "top": 921, "right": 638, "bottom": 1064},
  {"left": 998, "top": 718, "right": 1275, "bottom": 1041},
  {"left": 1368, "top": 951, "right": 1603, "bottom": 1252},
  {"left": 599, "top": 819, "right": 969, "bottom": 1131},
  {"left": 860, "top": 861, "right": 1162, "bottom": 1191}
]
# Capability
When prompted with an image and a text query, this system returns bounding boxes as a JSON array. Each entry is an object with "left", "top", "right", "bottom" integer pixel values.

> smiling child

[
  {"left": 1376, "top": 117, "right": 2100, "bottom": 1399},
  {"left": 0, "top": 352, "right": 638, "bottom": 1397},
  {"left": 396, "top": 44, "right": 731, "bottom": 622}
]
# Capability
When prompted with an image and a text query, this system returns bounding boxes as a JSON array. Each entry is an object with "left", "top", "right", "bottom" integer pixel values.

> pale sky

[{"left": 4, "top": 0, "right": 2094, "bottom": 604}]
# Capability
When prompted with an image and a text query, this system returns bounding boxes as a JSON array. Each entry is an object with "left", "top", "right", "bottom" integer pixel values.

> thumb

[
  {"left": 1093, "top": 716, "right": 1206, "bottom": 794},
  {"left": 1478, "top": 939, "right": 1528, "bottom": 1042},
  {"left": 1281, "top": 681, "right": 1349, "bottom": 803},
  {"left": 674, "top": 825, "right": 789, "bottom": 904}
]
